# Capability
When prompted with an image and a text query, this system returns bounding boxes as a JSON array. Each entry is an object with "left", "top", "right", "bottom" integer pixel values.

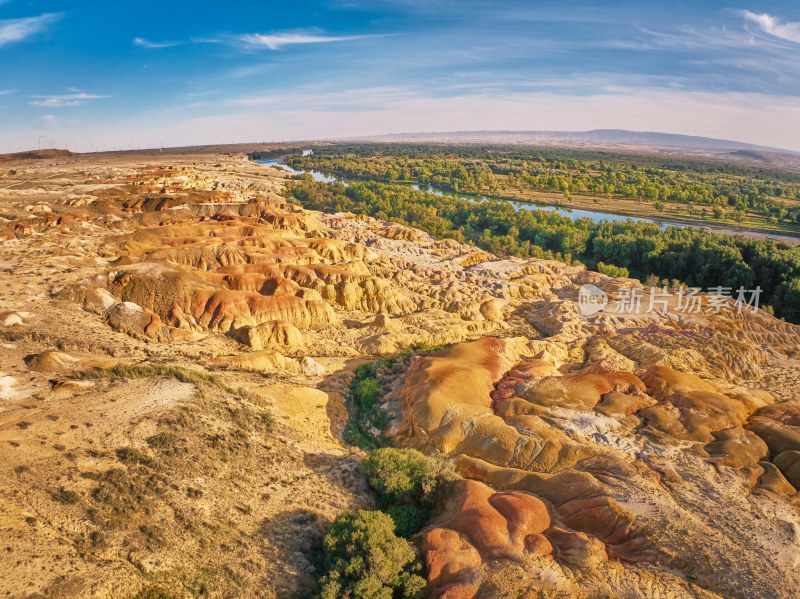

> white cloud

[
  {"left": 239, "top": 30, "right": 363, "bottom": 50},
  {"left": 0, "top": 13, "right": 60, "bottom": 47},
  {"left": 133, "top": 37, "right": 179, "bottom": 49},
  {"left": 41, "top": 114, "right": 57, "bottom": 123},
  {"left": 0, "top": 89, "right": 17, "bottom": 95},
  {"left": 742, "top": 11, "right": 800, "bottom": 44},
  {"left": 228, "top": 86, "right": 417, "bottom": 109},
  {"left": 30, "top": 92, "right": 110, "bottom": 107}
]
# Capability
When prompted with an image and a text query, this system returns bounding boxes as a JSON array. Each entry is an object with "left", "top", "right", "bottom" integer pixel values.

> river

[{"left": 255, "top": 159, "right": 800, "bottom": 243}]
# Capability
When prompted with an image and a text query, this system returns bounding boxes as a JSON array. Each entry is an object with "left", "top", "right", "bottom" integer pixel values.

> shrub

[
  {"left": 315, "top": 510, "right": 427, "bottom": 599},
  {"left": 361, "top": 448, "right": 430, "bottom": 505},
  {"left": 597, "top": 261, "right": 630, "bottom": 278},
  {"left": 353, "top": 378, "right": 380, "bottom": 409},
  {"left": 644, "top": 274, "right": 660, "bottom": 287},
  {"left": 361, "top": 448, "right": 458, "bottom": 537},
  {"left": 385, "top": 504, "right": 428, "bottom": 538},
  {"left": 51, "top": 488, "right": 79, "bottom": 504},
  {"left": 146, "top": 432, "right": 179, "bottom": 449},
  {"left": 116, "top": 447, "right": 155, "bottom": 467}
]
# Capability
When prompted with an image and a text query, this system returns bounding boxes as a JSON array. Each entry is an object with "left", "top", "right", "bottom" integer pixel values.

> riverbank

[
  {"left": 257, "top": 159, "right": 800, "bottom": 244},
  {"left": 507, "top": 188, "right": 800, "bottom": 243}
]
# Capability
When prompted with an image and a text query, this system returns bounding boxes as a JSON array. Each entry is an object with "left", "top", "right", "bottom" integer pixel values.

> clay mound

[
  {"left": 638, "top": 365, "right": 772, "bottom": 443},
  {"left": 107, "top": 261, "right": 214, "bottom": 316},
  {"left": 641, "top": 365, "right": 719, "bottom": 399},
  {"left": 420, "top": 528, "right": 482, "bottom": 599},
  {"left": 231, "top": 320, "right": 305, "bottom": 352},
  {"left": 746, "top": 402, "right": 800, "bottom": 490},
  {"left": 421, "top": 478, "right": 554, "bottom": 598},
  {"left": 641, "top": 389, "right": 754, "bottom": 443},
  {"left": 393, "top": 336, "right": 798, "bottom": 598},
  {"left": 209, "top": 349, "right": 298, "bottom": 372},
  {"left": 704, "top": 426, "right": 768, "bottom": 468},
  {"left": 108, "top": 301, "right": 170, "bottom": 340},
  {"left": 402, "top": 337, "right": 530, "bottom": 435},
  {"left": 453, "top": 455, "right": 656, "bottom": 561},
  {"left": 178, "top": 289, "right": 337, "bottom": 332},
  {"left": 24, "top": 350, "right": 116, "bottom": 373},
  {"left": 519, "top": 372, "right": 646, "bottom": 410}
]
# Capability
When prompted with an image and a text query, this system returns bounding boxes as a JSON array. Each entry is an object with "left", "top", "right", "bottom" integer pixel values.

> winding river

[{"left": 256, "top": 158, "right": 800, "bottom": 243}]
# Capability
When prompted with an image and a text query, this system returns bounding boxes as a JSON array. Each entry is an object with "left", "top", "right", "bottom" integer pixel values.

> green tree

[
  {"left": 597, "top": 262, "right": 630, "bottom": 278},
  {"left": 361, "top": 448, "right": 430, "bottom": 505},
  {"left": 316, "top": 510, "right": 427, "bottom": 599}
]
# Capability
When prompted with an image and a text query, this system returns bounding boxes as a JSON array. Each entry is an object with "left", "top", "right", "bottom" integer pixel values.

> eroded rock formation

[{"left": 1, "top": 152, "right": 798, "bottom": 599}]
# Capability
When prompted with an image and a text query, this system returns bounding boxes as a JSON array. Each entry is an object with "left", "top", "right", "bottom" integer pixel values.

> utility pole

[{"left": 37, "top": 135, "right": 43, "bottom": 150}]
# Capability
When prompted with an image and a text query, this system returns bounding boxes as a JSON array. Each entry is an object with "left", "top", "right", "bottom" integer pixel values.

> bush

[
  {"left": 361, "top": 448, "right": 430, "bottom": 505},
  {"left": 146, "top": 432, "right": 179, "bottom": 449},
  {"left": 361, "top": 448, "right": 458, "bottom": 537},
  {"left": 353, "top": 378, "right": 380, "bottom": 409},
  {"left": 597, "top": 261, "right": 630, "bottom": 278},
  {"left": 385, "top": 505, "right": 428, "bottom": 538},
  {"left": 51, "top": 488, "right": 79, "bottom": 504},
  {"left": 116, "top": 447, "right": 155, "bottom": 467},
  {"left": 315, "top": 510, "right": 427, "bottom": 599},
  {"left": 344, "top": 363, "right": 391, "bottom": 449}
]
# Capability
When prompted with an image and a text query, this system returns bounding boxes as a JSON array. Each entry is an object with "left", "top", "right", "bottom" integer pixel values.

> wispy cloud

[
  {"left": 0, "top": 89, "right": 17, "bottom": 95},
  {"left": 741, "top": 11, "right": 800, "bottom": 44},
  {"left": 238, "top": 29, "right": 366, "bottom": 50},
  {"left": 615, "top": 24, "right": 757, "bottom": 52},
  {"left": 133, "top": 37, "right": 179, "bottom": 49},
  {"left": 183, "top": 90, "right": 217, "bottom": 97},
  {"left": 41, "top": 114, "right": 57, "bottom": 123},
  {"left": 30, "top": 92, "right": 110, "bottom": 107},
  {"left": 0, "top": 13, "right": 61, "bottom": 47},
  {"left": 228, "top": 85, "right": 418, "bottom": 110}
]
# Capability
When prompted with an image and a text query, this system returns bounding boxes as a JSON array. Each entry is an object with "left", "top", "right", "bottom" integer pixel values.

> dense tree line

[
  {"left": 249, "top": 148, "right": 306, "bottom": 159},
  {"left": 286, "top": 175, "right": 800, "bottom": 322},
  {"left": 276, "top": 144, "right": 800, "bottom": 226}
]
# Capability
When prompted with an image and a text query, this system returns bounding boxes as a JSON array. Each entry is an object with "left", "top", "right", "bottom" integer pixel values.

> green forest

[
  {"left": 277, "top": 144, "right": 800, "bottom": 228},
  {"left": 284, "top": 175, "right": 800, "bottom": 323}
]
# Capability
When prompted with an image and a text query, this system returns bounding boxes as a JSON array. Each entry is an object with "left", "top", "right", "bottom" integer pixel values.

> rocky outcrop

[
  {"left": 230, "top": 320, "right": 305, "bottom": 352},
  {"left": 392, "top": 334, "right": 800, "bottom": 598}
]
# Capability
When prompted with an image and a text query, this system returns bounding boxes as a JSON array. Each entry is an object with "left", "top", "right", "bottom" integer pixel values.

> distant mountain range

[{"left": 344, "top": 129, "right": 800, "bottom": 162}]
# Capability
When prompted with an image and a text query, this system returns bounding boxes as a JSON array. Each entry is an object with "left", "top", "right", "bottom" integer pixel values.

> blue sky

[{"left": 1, "top": 0, "right": 799, "bottom": 152}]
